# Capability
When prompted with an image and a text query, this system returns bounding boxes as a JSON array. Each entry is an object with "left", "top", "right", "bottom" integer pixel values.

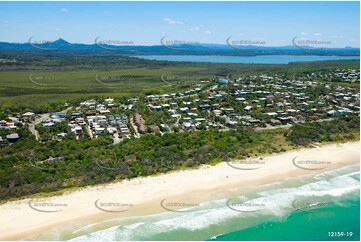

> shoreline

[{"left": 0, "top": 141, "right": 359, "bottom": 240}]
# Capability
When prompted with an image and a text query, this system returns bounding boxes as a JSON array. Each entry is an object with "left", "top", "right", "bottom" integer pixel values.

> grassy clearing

[{"left": 0, "top": 67, "right": 208, "bottom": 108}]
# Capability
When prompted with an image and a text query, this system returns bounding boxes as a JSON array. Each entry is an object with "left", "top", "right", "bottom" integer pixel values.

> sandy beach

[{"left": 0, "top": 141, "right": 359, "bottom": 240}]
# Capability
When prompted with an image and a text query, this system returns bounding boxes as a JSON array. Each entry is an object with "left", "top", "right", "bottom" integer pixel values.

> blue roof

[
  {"left": 218, "top": 79, "right": 229, "bottom": 84},
  {"left": 51, "top": 113, "right": 67, "bottom": 118}
]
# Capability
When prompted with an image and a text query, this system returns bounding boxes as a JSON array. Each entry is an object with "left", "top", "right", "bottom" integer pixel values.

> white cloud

[
  {"left": 170, "top": 20, "right": 184, "bottom": 25},
  {"left": 313, "top": 33, "right": 321, "bottom": 36},
  {"left": 61, "top": 8, "right": 68, "bottom": 12},
  {"left": 189, "top": 24, "right": 211, "bottom": 35},
  {"left": 331, "top": 35, "right": 343, "bottom": 39},
  {"left": 190, "top": 24, "right": 205, "bottom": 32},
  {"left": 104, "top": 11, "right": 111, "bottom": 14},
  {"left": 349, "top": 39, "right": 356, "bottom": 42},
  {"left": 56, "top": 28, "right": 62, "bottom": 31},
  {"left": 190, "top": 25, "right": 200, "bottom": 32},
  {"left": 301, "top": 32, "right": 308, "bottom": 35},
  {"left": 163, "top": 18, "right": 184, "bottom": 25}
]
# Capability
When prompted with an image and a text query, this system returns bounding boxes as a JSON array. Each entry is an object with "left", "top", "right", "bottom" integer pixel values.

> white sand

[{"left": 0, "top": 141, "right": 359, "bottom": 240}]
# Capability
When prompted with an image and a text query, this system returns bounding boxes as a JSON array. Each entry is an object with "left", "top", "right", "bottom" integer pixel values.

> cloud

[
  {"left": 349, "top": 39, "right": 356, "bottom": 42},
  {"left": 313, "top": 33, "right": 321, "bottom": 36},
  {"left": 3, "top": 20, "right": 8, "bottom": 24},
  {"left": 190, "top": 24, "right": 205, "bottom": 32},
  {"left": 190, "top": 25, "right": 200, "bottom": 32},
  {"left": 170, "top": 20, "right": 184, "bottom": 25},
  {"left": 163, "top": 18, "right": 184, "bottom": 25},
  {"left": 163, "top": 19, "right": 210, "bottom": 35},
  {"left": 189, "top": 24, "right": 211, "bottom": 35},
  {"left": 61, "top": 8, "right": 68, "bottom": 12},
  {"left": 104, "top": 11, "right": 111, "bottom": 14},
  {"left": 331, "top": 35, "right": 343, "bottom": 39},
  {"left": 56, "top": 28, "right": 62, "bottom": 31},
  {"left": 301, "top": 32, "right": 308, "bottom": 35}
]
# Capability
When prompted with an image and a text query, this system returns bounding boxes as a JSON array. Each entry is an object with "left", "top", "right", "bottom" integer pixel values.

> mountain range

[{"left": 0, "top": 38, "right": 359, "bottom": 56}]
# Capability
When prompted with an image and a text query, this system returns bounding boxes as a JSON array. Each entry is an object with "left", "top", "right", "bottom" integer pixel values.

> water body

[
  {"left": 212, "top": 201, "right": 359, "bottom": 241},
  {"left": 36, "top": 164, "right": 359, "bottom": 241},
  {"left": 211, "top": 167, "right": 360, "bottom": 241},
  {"left": 135, "top": 55, "right": 360, "bottom": 64}
]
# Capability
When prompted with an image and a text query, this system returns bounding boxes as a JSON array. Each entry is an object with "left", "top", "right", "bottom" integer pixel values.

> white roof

[
  {"left": 6, "top": 133, "right": 19, "bottom": 139},
  {"left": 22, "top": 112, "right": 35, "bottom": 116},
  {"left": 184, "top": 122, "right": 191, "bottom": 127}
]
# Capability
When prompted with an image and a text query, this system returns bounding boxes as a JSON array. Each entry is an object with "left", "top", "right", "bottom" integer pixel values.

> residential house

[
  {"left": 22, "top": 112, "right": 35, "bottom": 121},
  {"left": 134, "top": 112, "right": 146, "bottom": 133},
  {"left": 244, "top": 106, "right": 252, "bottom": 112},
  {"left": 6, "top": 133, "right": 19, "bottom": 142},
  {"left": 148, "top": 125, "right": 160, "bottom": 133}
]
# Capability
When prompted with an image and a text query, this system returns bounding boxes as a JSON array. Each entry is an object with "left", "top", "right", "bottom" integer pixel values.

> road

[
  {"left": 28, "top": 107, "right": 72, "bottom": 141},
  {"left": 130, "top": 116, "right": 141, "bottom": 138},
  {"left": 86, "top": 125, "right": 93, "bottom": 139},
  {"left": 29, "top": 113, "right": 50, "bottom": 140},
  {"left": 113, "top": 132, "right": 121, "bottom": 144}
]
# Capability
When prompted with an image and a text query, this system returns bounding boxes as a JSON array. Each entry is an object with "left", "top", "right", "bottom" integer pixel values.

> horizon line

[{"left": 0, "top": 38, "right": 359, "bottom": 49}]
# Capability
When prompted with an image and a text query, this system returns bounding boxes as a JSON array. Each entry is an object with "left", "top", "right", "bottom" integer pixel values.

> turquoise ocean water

[
  {"left": 211, "top": 200, "right": 359, "bottom": 241},
  {"left": 32, "top": 164, "right": 360, "bottom": 241}
]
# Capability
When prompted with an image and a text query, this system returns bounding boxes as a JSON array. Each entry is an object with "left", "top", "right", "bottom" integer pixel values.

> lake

[{"left": 135, "top": 55, "right": 360, "bottom": 64}]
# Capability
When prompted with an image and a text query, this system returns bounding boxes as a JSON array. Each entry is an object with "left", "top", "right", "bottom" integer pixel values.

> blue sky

[{"left": 0, "top": 1, "right": 359, "bottom": 47}]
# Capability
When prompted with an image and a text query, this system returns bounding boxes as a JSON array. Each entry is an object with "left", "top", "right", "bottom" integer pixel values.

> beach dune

[{"left": 0, "top": 141, "right": 359, "bottom": 240}]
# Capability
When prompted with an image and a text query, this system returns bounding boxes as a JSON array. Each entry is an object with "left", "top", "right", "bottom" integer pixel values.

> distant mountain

[
  {"left": 53, "top": 38, "right": 69, "bottom": 44},
  {"left": 0, "top": 38, "right": 359, "bottom": 56}
]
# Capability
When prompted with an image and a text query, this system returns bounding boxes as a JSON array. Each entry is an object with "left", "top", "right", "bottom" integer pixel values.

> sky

[{"left": 0, "top": 1, "right": 359, "bottom": 47}]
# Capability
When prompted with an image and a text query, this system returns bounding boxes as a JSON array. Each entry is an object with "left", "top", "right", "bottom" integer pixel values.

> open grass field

[
  {"left": 0, "top": 67, "right": 210, "bottom": 109},
  {"left": 0, "top": 57, "right": 359, "bottom": 110}
]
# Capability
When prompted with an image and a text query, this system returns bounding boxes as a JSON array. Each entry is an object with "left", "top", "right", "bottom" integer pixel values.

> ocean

[
  {"left": 135, "top": 55, "right": 360, "bottom": 64},
  {"left": 39, "top": 164, "right": 357, "bottom": 241}
]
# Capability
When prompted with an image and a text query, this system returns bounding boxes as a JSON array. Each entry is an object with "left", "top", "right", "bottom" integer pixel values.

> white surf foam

[{"left": 69, "top": 169, "right": 360, "bottom": 241}]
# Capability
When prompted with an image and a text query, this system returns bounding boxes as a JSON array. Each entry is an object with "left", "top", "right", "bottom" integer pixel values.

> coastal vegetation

[{"left": 0, "top": 115, "right": 359, "bottom": 201}]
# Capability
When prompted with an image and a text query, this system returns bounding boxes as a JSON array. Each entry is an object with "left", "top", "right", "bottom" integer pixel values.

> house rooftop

[
  {"left": 22, "top": 112, "right": 35, "bottom": 116},
  {"left": 6, "top": 133, "right": 19, "bottom": 140}
]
